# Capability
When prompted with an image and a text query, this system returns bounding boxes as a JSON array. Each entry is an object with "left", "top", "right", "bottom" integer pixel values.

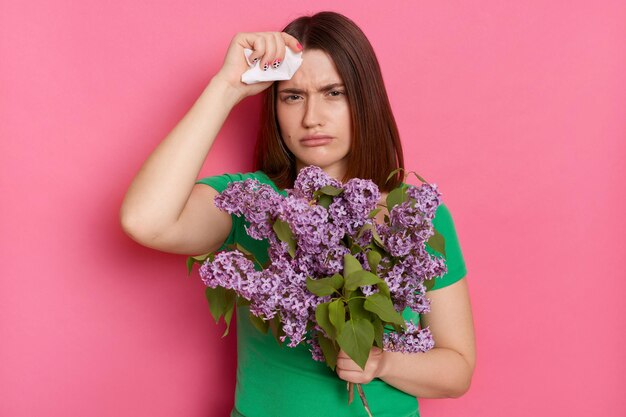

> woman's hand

[
  {"left": 336, "top": 347, "right": 386, "bottom": 384},
  {"left": 213, "top": 31, "right": 303, "bottom": 103}
]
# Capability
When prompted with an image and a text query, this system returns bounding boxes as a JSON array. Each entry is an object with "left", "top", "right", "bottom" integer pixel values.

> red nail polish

[{"left": 297, "top": 42, "right": 303, "bottom": 50}]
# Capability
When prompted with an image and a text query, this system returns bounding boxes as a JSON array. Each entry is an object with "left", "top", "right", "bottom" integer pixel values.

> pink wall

[{"left": 2, "top": 1, "right": 625, "bottom": 416}]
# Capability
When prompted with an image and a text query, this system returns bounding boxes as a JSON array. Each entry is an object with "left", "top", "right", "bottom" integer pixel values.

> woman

[{"left": 120, "top": 11, "right": 475, "bottom": 417}]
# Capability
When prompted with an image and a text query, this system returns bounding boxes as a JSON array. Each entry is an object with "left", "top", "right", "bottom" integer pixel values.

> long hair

[{"left": 253, "top": 11, "right": 405, "bottom": 192}]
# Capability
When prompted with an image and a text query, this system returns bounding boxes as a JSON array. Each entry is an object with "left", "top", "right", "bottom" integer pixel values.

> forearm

[
  {"left": 120, "top": 76, "right": 241, "bottom": 236},
  {"left": 378, "top": 347, "right": 473, "bottom": 399}
]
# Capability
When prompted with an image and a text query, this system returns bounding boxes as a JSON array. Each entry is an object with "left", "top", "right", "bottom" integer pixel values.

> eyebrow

[{"left": 278, "top": 83, "right": 345, "bottom": 94}]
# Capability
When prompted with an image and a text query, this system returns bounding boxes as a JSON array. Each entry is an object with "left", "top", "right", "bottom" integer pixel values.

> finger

[
  {"left": 280, "top": 32, "right": 303, "bottom": 53},
  {"left": 337, "top": 350, "right": 349, "bottom": 359},
  {"left": 336, "top": 358, "right": 365, "bottom": 372},
  {"left": 271, "top": 32, "right": 285, "bottom": 68},
  {"left": 369, "top": 347, "right": 383, "bottom": 358},
  {"left": 337, "top": 369, "right": 371, "bottom": 385},
  {"left": 245, "top": 34, "right": 266, "bottom": 65},
  {"left": 261, "top": 32, "right": 276, "bottom": 71}
]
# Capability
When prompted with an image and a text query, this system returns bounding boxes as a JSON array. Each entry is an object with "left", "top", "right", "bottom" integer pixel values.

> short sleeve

[
  {"left": 426, "top": 203, "right": 467, "bottom": 291},
  {"left": 195, "top": 173, "right": 245, "bottom": 252}
]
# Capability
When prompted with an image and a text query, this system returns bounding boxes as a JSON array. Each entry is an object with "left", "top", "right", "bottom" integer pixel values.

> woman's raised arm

[{"left": 119, "top": 32, "right": 303, "bottom": 256}]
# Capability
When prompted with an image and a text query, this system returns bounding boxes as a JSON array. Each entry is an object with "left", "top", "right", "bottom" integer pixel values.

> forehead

[{"left": 278, "top": 49, "right": 343, "bottom": 90}]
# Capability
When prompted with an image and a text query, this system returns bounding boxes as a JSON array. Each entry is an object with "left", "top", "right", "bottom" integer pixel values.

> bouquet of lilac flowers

[{"left": 187, "top": 166, "right": 447, "bottom": 416}]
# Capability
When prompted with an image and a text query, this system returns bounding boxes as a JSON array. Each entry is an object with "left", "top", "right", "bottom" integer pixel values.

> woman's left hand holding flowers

[{"left": 336, "top": 347, "right": 386, "bottom": 384}]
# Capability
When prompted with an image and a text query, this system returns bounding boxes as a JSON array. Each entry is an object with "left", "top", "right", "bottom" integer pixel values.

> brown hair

[{"left": 253, "top": 11, "right": 405, "bottom": 192}]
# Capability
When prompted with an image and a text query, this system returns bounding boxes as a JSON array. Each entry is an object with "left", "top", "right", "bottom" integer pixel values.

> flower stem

[
  {"left": 356, "top": 383, "right": 373, "bottom": 417},
  {"left": 347, "top": 381, "right": 354, "bottom": 404},
  {"left": 347, "top": 382, "right": 373, "bottom": 417}
]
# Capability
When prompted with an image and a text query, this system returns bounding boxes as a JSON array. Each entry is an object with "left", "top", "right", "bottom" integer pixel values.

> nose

[{"left": 302, "top": 95, "right": 324, "bottom": 128}]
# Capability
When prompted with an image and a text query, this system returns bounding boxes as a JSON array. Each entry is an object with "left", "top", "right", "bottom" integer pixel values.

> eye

[
  {"left": 283, "top": 95, "right": 302, "bottom": 102},
  {"left": 328, "top": 90, "right": 345, "bottom": 97}
]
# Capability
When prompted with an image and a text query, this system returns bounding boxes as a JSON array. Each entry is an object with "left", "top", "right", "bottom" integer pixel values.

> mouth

[{"left": 301, "top": 136, "right": 333, "bottom": 147}]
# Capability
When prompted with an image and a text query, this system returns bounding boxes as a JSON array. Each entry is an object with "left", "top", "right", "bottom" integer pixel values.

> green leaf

[
  {"left": 372, "top": 318, "right": 384, "bottom": 348},
  {"left": 424, "top": 277, "right": 436, "bottom": 292},
  {"left": 192, "top": 252, "right": 213, "bottom": 262},
  {"left": 377, "top": 279, "right": 391, "bottom": 299},
  {"left": 358, "top": 223, "right": 386, "bottom": 249},
  {"left": 186, "top": 256, "right": 195, "bottom": 275},
  {"left": 317, "top": 333, "right": 339, "bottom": 370},
  {"left": 236, "top": 297, "right": 251, "bottom": 307},
  {"left": 364, "top": 293, "right": 405, "bottom": 326},
  {"left": 317, "top": 194, "right": 333, "bottom": 209},
  {"left": 350, "top": 242, "right": 363, "bottom": 255},
  {"left": 366, "top": 250, "right": 382, "bottom": 273},
  {"left": 391, "top": 322, "right": 403, "bottom": 333},
  {"left": 187, "top": 252, "right": 214, "bottom": 275},
  {"left": 234, "top": 243, "right": 253, "bottom": 256},
  {"left": 315, "top": 302, "right": 336, "bottom": 339},
  {"left": 227, "top": 243, "right": 263, "bottom": 269},
  {"left": 268, "top": 313, "right": 285, "bottom": 346},
  {"left": 222, "top": 301, "right": 235, "bottom": 337},
  {"left": 427, "top": 227, "right": 446, "bottom": 258},
  {"left": 385, "top": 167, "right": 405, "bottom": 184},
  {"left": 386, "top": 184, "right": 409, "bottom": 212},
  {"left": 314, "top": 185, "right": 344, "bottom": 197},
  {"left": 343, "top": 254, "right": 363, "bottom": 278},
  {"left": 328, "top": 299, "right": 346, "bottom": 336},
  {"left": 306, "top": 274, "right": 344, "bottom": 297},
  {"left": 347, "top": 291, "right": 372, "bottom": 321},
  {"left": 204, "top": 287, "right": 235, "bottom": 324},
  {"left": 273, "top": 219, "right": 296, "bottom": 258},
  {"left": 367, "top": 208, "right": 381, "bottom": 219},
  {"left": 366, "top": 243, "right": 385, "bottom": 257},
  {"left": 248, "top": 312, "right": 269, "bottom": 334},
  {"left": 345, "top": 270, "right": 383, "bottom": 291},
  {"left": 408, "top": 170, "right": 428, "bottom": 184},
  {"left": 336, "top": 318, "right": 375, "bottom": 370}
]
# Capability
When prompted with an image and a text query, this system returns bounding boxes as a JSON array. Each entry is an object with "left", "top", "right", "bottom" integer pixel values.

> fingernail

[
  {"left": 262, "top": 62, "right": 269, "bottom": 71},
  {"left": 272, "top": 59, "right": 281, "bottom": 69},
  {"left": 297, "top": 42, "right": 303, "bottom": 50}
]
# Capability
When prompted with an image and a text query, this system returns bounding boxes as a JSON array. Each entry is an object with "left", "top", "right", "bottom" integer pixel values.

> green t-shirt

[{"left": 196, "top": 170, "right": 467, "bottom": 417}]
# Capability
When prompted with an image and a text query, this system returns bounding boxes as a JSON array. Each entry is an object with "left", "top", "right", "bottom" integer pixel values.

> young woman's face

[{"left": 276, "top": 49, "right": 352, "bottom": 180}]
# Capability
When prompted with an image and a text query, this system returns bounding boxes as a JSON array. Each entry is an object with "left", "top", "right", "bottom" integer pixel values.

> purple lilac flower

[
  {"left": 383, "top": 321, "right": 435, "bottom": 353},
  {"left": 306, "top": 332, "right": 325, "bottom": 362},
  {"left": 406, "top": 289, "right": 431, "bottom": 314},
  {"left": 199, "top": 251, "right": 259, "bottom": 297},
  {"left": 385, "top": 229, "right": 415, "bottom": 257},
  {"left": 279, "top": 195, "right": 329, "bottom": 256},
  {"left": 341, "top": 178, "right": 380, "bottom": 236},
  {"left": 292, "top": 165, "right": 342, "bottom": 200},
  {"left": 201, "top": 166, "right": 445, "bottom": 359},
  {"left": 406, "top": 183, "right": 441, "bottom": 220},
  {"left": 214, "top": 179, "right": 283, "bottom": 240}
]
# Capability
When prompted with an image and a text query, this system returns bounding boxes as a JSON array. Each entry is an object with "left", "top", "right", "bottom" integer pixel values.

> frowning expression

[{"left": 276, "top": 49, "right": 352, "bottom": 180}]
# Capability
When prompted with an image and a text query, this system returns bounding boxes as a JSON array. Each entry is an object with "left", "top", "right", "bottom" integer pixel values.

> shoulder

[
  {"left": 195, "top": 171, "right": 273, "bottom": 193},
  {"left": 433, "top": 203, "right": 454, "bottom": 229}
]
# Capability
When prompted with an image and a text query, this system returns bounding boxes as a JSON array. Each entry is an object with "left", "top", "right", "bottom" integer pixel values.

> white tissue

[{"left": 241, "top": 46, "right": 303, "bottom": 84}]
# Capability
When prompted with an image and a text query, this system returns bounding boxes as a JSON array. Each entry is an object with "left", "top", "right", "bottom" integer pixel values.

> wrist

[
  {"left": 208, "top": 74, "right": 243, "bottom": 107},
  {"left": 377, "top": 350, "right": 391, "bottom": 380}
]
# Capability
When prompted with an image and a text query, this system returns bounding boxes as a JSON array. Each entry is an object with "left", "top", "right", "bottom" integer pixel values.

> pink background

[{"left": 2, "top": 1, "right": 625, "bottom": 416}]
